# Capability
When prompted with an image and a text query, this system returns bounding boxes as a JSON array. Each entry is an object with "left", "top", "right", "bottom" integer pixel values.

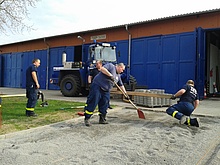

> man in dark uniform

[
  {"left": 166, "top": 80, "right": 200, "bottom": 127},
  {"left": 88, "top": 60, "right": 112, "bottom": 109},
  {"left": 84, "top": 63, "right": 128, "bottom": 126},
  {"left": 88, "top": 60, "right": 102, "bottom": 85},
  {"left": 25, "top": 58, "right": 41, "bottom": 117}
]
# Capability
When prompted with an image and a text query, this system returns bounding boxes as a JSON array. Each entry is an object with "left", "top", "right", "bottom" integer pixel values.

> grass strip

[{"left": 0, "top": 97, "right": 86, "bottom": 135}]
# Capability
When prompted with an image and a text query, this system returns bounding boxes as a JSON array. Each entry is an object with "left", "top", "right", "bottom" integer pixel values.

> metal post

[
  {"left": 125, "top": 25, "right": 132, "bottom": 78},
  {"left": 44, "top": 38, "right": 50, "bottom": 90},
  {"left": 77, "top": 36, "right": 85, "bottom": 62}
]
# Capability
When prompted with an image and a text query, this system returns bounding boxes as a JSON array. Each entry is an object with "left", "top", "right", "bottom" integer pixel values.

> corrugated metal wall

[
  {"left": 2, "top": 53, "right": 12, "bottom": 87},
  {"left": 1, "top": 47, "right": 75, "bottom": 90},
  {"left": 1, "top": 51, "right": 47, "bottom": 88},
  {"left": 130, "top": 31, "right": 196, "bottom": 94},
  {"left": 0, "top": 31, "right": 200, "bottom": 95},
  {"left": 116, "top": 40, "right": 129, "bottom": 64},
  {"left": 48, "top": 46, "right": 74, "bottom": 90}
]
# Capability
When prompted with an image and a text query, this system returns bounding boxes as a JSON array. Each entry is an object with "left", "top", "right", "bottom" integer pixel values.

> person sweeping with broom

[{"left": 84, "top": 62, "right": 128, "bottom": 126}]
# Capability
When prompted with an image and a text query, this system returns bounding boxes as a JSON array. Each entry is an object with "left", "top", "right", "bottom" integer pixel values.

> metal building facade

[
  {"left": 0, "top": 9, "right": 220, "bottom": 99},
  {"left": 130, "top": 31, "right": 197, "bottom": 92},
  {"left": 0, "top": 29, "right": 203, "bottom": 94}
]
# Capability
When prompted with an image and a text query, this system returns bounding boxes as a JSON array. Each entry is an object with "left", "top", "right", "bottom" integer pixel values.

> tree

[{"left": 0, "top": 0, "right": 40, "bottom": 34}]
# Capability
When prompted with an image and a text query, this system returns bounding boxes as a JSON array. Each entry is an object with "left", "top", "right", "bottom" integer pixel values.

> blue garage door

[{"left": 131, "top": 31, "right": 197, "bottom": 93}]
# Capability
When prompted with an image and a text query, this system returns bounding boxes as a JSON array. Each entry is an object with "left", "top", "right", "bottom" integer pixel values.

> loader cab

[{"left": 88, "top": 42, "right": 117, "bottom": 66}]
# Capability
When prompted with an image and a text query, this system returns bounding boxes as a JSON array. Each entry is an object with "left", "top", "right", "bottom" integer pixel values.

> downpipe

[
  {"left": 125, "top": 24, "right": 131, "bottom": 81},
  {"left": 44, "top": 38, "right": 50, "bottom": 90}
]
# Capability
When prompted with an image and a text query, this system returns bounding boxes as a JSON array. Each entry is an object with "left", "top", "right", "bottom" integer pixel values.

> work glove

[
  {"left": 37, "top": 90, "right": 42, "bottom": 100},
  {"left": 170, "top": 94, "right": 176, "bottom": 100},
  {"left": 38, "top": 90, "right": 42, "bottom": 94},
  {"left": 124, "top": 95, "right": 130, "bottom": 100},
  {"left": 109, "top": 76, "right": 115, "bottom": 82}
]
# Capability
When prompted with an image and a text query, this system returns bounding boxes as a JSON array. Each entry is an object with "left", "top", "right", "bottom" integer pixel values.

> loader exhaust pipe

[{"left": 62, "top": 51, "right": 66, "bottom": 65}]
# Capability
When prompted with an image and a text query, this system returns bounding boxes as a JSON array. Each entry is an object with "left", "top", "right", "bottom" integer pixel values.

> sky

[{"left": 1, "top": 0, "right": 220, "bottom": 45}]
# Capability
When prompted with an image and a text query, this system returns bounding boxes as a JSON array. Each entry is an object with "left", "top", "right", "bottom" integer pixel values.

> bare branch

[{"left": 0, "top": 0, "right": 40, "bottom": 34}]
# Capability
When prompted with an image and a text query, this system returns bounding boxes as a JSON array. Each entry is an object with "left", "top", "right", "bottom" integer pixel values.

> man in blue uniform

[
  {"left": 84, "top": 62, "right": 128, "bottom": 126},
  {"left": 88, "top": 60, "right": 112, "bottom": 109},
  {"left": 166, "top": 80, "right": 200, "bottom": 127},
  {"left": 88, "top": 60, "right": 102, "bottom": 85},
  {"left": 25, "top": 58, "right": 41, "bottom": 117}
]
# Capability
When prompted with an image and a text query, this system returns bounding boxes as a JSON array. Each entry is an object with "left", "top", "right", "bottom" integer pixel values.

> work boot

[
  {"left": 190, "top": 117, "right": 200, "bottom": 127},
  {"left": 99, "top": 114, "right": 108, "bottom": 124},
  {"left": 179, "top": 116, "right": 200, "bottom": 127},
  {"left": 84, "top": 118, "right": 91, "bottom": 127},
  {"left": 179, "top": 115, "right": 188, "bottom": 124},
  {"left": 26, "top": 110, "right": 38, "bottom": 117}
]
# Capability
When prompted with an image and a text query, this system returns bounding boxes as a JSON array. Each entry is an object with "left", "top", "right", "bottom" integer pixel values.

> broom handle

[{"left": 114, "top": 81, "right": 139, "bottom": 110}]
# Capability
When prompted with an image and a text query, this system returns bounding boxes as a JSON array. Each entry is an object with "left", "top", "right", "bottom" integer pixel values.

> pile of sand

[{"left": 0, "top": 108, "right": 219, "bottom": 165}]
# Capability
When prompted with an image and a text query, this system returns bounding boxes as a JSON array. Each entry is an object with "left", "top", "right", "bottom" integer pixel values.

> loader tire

[
  {"left": 124, "top": 75, "right": 137, "bottom": 91},
  {"left": 129, "top": 75, "right": 137, "bottom": 91},
  {"left": 60, "top": 75, "right": 81, "bottom": 97}
]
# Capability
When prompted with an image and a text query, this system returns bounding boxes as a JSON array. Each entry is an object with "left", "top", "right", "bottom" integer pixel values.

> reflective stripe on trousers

[
  {"left": 84, "top": 83, "right": 109, "bottom": 119},
  {"left": 26, "top": 87, "right": 38, "bottom": 109}
]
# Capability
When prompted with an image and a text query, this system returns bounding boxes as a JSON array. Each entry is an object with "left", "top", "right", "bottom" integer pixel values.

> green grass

[{"left": 0, "top": 97, "right": 86, "bottom": 135}]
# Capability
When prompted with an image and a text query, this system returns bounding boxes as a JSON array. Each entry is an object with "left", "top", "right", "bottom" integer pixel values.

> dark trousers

[
  {"left": 84, "top": 83, "right": 110, "bottom": 119},
  {"left": 26, "top": 87, "right": 38, "bottom": 110},
  {"left": 166, "top": 102, "right": 194, "bottom": 120}
]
